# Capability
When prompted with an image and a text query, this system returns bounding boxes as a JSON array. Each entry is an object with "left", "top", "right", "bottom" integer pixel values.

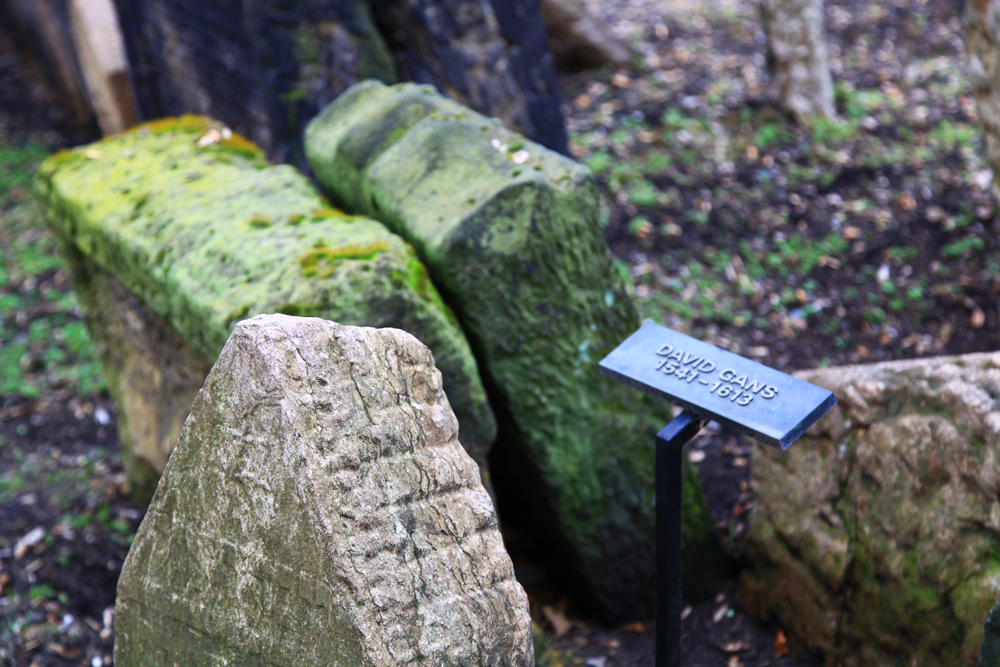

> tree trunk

[
  {"left": 370, "top": 0, "right": 568, "bottom": 154},
  {"left": 966, "top": 0, "right": 1000, "bottom": 199},
  {"left": 759, "top": 0, "right": 836, "bottom": 124}
]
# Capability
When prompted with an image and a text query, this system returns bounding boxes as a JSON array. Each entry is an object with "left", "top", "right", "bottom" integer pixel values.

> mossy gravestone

[
  {"left": 305, "top": 80, "right": 727, "bottom": 621},
  {"left": 35, "top": 116, "right": 495, "bottom": 500},
  {"left": 741, "top": 353, "right": 1000, "bottom": 666},
  {"left": 115, "top": 314, "right": 532, "bottom": 667}
]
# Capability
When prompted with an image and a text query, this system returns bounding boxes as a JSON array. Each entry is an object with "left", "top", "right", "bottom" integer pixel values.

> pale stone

[
  {"left": 966, "top": 0, "right": 1000, "bottom": 199},
  {"left": 69, "top": 0, "right": 139, "bottom": 135},
  {"left": 760, "top": 0, "right": 837, "bottom": 124},
  {"left": 115, "top": 314, "right": 532, "bottom": 667},
  {"left": 740, "top": 353, "right": 1000, "bottom": 667}
]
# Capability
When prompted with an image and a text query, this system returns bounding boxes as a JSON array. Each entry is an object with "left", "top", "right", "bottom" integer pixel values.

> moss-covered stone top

[
  {"left": 37, "top": 115, "right": 426, "bottom": 359},
  {"left": 35, "top": 115, "right": 496, "bottom": 459},
  {"left": 305, "top": 80, "right": 587, "bottom": 252}
]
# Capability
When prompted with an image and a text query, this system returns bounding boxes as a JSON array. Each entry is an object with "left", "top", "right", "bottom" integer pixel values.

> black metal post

[{"left": 656, "top": 410, "right": 706, "bottom": 667}]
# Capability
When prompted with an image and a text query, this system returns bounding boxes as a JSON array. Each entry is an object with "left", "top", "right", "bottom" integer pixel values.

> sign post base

[{"left": 656, "top": 410, "right": 705, "bottom": 667}]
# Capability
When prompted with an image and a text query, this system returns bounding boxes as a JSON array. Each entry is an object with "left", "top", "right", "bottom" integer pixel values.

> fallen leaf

[
  {"left": 842, "top": 226, "right": 861, "bottom": 239},
  {"left": 712, "top": 605, "right": 729, "bottom": 623},
  {"left": 542, "top": 605, "right": 573, "bottom": 637},
  {"left": 14, "top": 527, "right": 46, "bottom": 560},
  {"left": 775, "top": 630, "right": 790, "bottom": 657},
  {"left": 197, "top": 128, "right": 223, "bottom": 147},
  {"left": 817, "top": 255, "right": 841, "bottom": 269},
  {"left": 611, "top": 73, "right": 630, "bottom": 88},
  {"left": 46, "top": 643, "right": 80, "bottom": 659},
  {"left": 619, "top": 621, "right": 648, "bottom": 633},
  {"left": 971, "top": 308, "right": 985, "bottom": 329},
  {"left": 938, "top": 322, "right": 954, "bottom": 345},
  {"left": 718, "top": 641, "right": 750, "bottom": 653}
]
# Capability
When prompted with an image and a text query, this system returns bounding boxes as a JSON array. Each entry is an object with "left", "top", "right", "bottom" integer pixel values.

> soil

[{"left": 0, "top": 0, "right": 993, "bottom": 664}]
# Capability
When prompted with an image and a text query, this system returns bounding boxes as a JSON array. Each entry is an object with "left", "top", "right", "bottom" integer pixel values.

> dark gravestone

[
  {"left": 118, "top": 0, "right": 566, "bottom": 163},
  {"left": 370, "top": 0, "right": 567, "bottom": 155},
  {"left": 117, "top": 0, "right": 394, "bottom": 165}
]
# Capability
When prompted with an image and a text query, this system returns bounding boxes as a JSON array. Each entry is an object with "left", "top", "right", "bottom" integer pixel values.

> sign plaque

[
  {"left": 600, "top": 321, "right": 837, "bottom": 667},
  {"left": 599, "top": 321, "right": 837, "bottom": 449}
]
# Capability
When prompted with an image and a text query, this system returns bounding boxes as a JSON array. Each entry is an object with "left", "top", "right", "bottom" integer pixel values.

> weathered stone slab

[
  {"left": 116, "top": 0, "right": 396, "bottom": 164},
  {"left": 35, "top": 116, "right": 495, "bottom": 499},
  {"left": 370, "top": 0, "right": 568, "bottom": 154},
  {"left": 115, "top": 314, "right": 532, "bottom": 667},
  {"left": 305, "top": 80, "right": 727, "bottom": 621},
  {"left": 966, "top": 0, "right": 1000, "bottom": 199},
  {"left": 69, "top": 0, "right": 139, "bottom": 135},
  {"left": 740, "top": 353, "right": 1000, "bottom": 667}
]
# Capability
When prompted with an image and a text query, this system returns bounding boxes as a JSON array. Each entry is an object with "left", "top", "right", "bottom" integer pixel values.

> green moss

[
  {"left": 311, "top": 207, "right": 338, "bottom": 220},
  {"left": 299, "top": 242, "right": 389, "bottom": 278},
  {"left": 305, "top": 79, "right": 728, "bottom": 621},
  {"left": 37, "top": 116, "right": 497, "bottom": 492}
]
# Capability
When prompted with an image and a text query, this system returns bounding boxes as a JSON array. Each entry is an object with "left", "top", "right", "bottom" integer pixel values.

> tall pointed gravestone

[{"left": 114, "top": 314, "right": 532, "bottom": 667}]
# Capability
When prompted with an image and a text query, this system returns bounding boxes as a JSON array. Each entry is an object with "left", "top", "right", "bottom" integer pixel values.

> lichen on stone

[{"left": 36, "top": 115, "right": 496, "bottom": 495}]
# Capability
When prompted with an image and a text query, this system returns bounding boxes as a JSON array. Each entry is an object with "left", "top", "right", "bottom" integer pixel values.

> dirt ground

[{"left": 0, "top": 0, "right": 993, "bottom": 664}]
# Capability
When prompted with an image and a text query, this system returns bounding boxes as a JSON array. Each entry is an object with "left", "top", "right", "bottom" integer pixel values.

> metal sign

[{"left": 599, "top": 322, "right": 837, "bottom": 449}]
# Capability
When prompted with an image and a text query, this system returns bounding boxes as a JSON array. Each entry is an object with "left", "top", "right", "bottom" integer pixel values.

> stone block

[
  {"left": 114, "top": 314, "right": 531, "bottom": 667},
  {"left": 304, "top": 80, "right": 727, "bottom": 621},
  {"left": 69, "top": 0, "right": 139, "bottom": 135},
  {"left": 740, "top": 353, "right": 1000, "bottom": 666},
  {"left": 35, "top": 116, "right": 495, "bottom": 499}
]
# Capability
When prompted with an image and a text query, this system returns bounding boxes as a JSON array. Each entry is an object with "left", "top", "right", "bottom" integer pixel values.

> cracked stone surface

[
  {"left": 114, "top": 314, "right": 531, "bottom": 667},
  {"left": 739, "top": 352, "right": 1000, "bottom": 667}
]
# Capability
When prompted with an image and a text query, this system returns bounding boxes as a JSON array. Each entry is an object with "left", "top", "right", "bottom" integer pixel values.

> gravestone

[
  {"left": 69, "top": 0, "right": 139, "bottom": 135},
  {"left": 36, "top": 116, "right": 495, "bottom": 500},
  {"left": 305, "top": 80, "right": 726, "bottom": 621},
  {"left": 115, "top": 314, "right": 532, "bottom": 667},
  {"left": 741, "top": 353, "right": 1000, "bottom": 666},
  {"left": 116, "top": 0, "right": 566, "bottom": 164}
]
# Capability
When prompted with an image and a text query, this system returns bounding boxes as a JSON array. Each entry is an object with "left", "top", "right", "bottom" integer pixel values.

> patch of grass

[
  {"left": 754, "top": 121, "right": 794, "bottom": 148},
  {"left": 28, "top": 584, "right": 56, "bottom": 602},
  {"left": 586, "top": 151, "right": 612, "bottom": 174},
  {"left": 0, "top": 143, "right": 48, "bottom": 208},
  {"left": 927, "top": 120, "right": 978, "bottom": 151},
  {"left": 941, "top": 236, "right": 985, "bottom": 259}
]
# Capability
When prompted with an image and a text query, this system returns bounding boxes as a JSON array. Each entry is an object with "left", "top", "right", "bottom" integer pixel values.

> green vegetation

[{"left": 0, "top": 139, "right": 107, "bottom": 401}]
